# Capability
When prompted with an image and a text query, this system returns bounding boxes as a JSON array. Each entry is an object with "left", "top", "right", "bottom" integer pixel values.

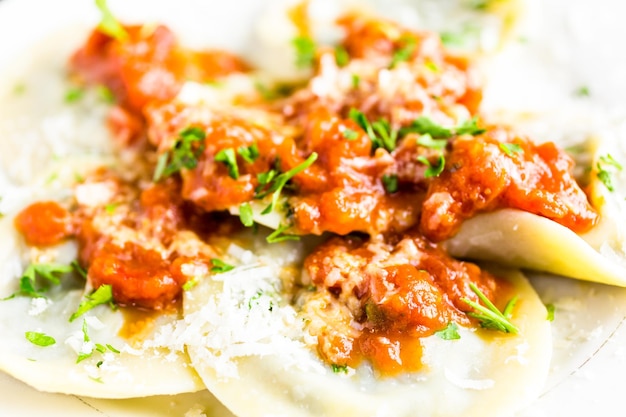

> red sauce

[
  {"left": 14, "top": 201, "right": 72, "bottom": 247},
  {"left": 420, "top": 129, "right": 599, "bottom": 241},
  {"left": 88, "top": 241, "right": 184, "bottom": 310},
  {"left": 71, "top": 25, "right": 248, "bottom": 112},
  {"left": 304, "top": 233, "right": 501, "bottom": 374}
]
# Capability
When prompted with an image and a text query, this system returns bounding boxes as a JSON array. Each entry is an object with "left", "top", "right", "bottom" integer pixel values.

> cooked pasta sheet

[{"left": 181, "top": 247, "right": 551, "bottom": 417}]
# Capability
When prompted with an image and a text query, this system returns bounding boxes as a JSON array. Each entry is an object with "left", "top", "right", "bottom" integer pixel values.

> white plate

[{"left": 1, "top": 0, "right": 626, "bottom": 416}]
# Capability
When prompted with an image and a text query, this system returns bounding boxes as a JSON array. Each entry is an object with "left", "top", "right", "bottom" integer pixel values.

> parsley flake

[
  {"left": 96, "top": 85, "right": 115, "bottom": 103},
  {"left": 153, "top": 127, "right": 206, "bottom": 182},
  {"left": 417, "top": 133, "right": 447, "bottom": 150},
  {"left": 597, "top": 153, "right": 623, "bottom": 192},
  {"left": 215, "top": 148, "right": 240, "bottom": 179},
  {"left": 292, "top": 36, "right": 316, "bottom": 69},
  {"left": 266, "top": 223, "right": 300, "bottom": 244},
  {"left": 95, "top": 0, "right": 128, "bottom": 40},
  {"left": 65, "top": 87, "right": 84, "bottom": 103},
  {"left": 545, "top": 303, "right": 555, "bottom": 322},
  {"left": 351, "top": 74, "right": 361, "bottom": 89},
  {"left": 25, "top": 331, "right": 56, "bottom": 347},
  {"left": 435, "top": 322, "right": 461, "bottom": 340},
  {"left": 342, "top": 128, "right": 359, "bottom": 141},
  {"left": 401, "top": 116, "right": 484, "bottom": 139},
  {"left": 575, "top": 85, "right": 590, "bottom": 97},
  {"left": 382, "top": 174, "right": 399, "bottom": 194},
  {"left": 334, "top": 45, "right": 350, "bottom": 67},
  {"left": 348, "top": 109, "right": 397, "bottom": 152},
  {"left": 5, "top": 263, "right": 73, "bottom": 299},
  {"left": 390, "top": 36, "right": 416, "bottom": 69},
  {"left": 210, "top": 259, "right": 235, "bottom": 273},
  {"left": 331, "top": 364, "right": 349, "bottom": 374},
  {"left": 417, "top": 154, "right": 446, "bottom": 178},
  {"left": 237, "top": 143, "right": 260, "bottom": 164},
  {"left": 255, "top": 153, "right": 318, "bottom": 215},
  {"left": 499, "top": 143, "right": 523, "bottom": 156},
  {"left": 70, "top": 285, "right": 114, "bottom": 322},
  {"left": 462, "top": 283, "right": 519, "bottom": 334},
  {"left": 239, "top": 202, "right": 254, "bottom": 227}
]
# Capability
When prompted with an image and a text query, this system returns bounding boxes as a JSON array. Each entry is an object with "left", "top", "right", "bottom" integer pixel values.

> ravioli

[
  {"left": 0, "top": 194, "right": 205, "bottom": 398},
  {"left": 181, "top": 238, "right": 551, "bottom": 417}
]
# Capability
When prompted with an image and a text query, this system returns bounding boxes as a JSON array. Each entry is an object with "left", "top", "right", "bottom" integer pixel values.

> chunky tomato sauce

[
  {"left": 13, "top": 13, "right": 598, "bottom": 372},
  {"left": 303, "top": 233, "right": 504, "bottom": 374}
]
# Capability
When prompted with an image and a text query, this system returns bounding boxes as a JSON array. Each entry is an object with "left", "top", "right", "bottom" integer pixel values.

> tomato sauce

[
  {"left": 420, "top": 129, "right": 599, "bottom": 241},
  {"left": 304, "top": 233, "right": 502, "bottom": 375},
  {"left": 14, "top": 201, "right": 72, "bottom": 247}
]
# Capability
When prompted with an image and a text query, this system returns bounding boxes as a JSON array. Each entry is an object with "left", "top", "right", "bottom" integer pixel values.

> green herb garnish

[
  {"left": 210, "top": 259, "right": 235, "bottom": 273},
  {"left": 6, "top": 263, "right": 73, "bottom": 299},
  {"left": 597, "top": 153, "right": 623, "bottom": 192},
  {"left": 417, "top": 154, "right": 446, "bottom": 178},
  {"left": 331, "top": 364, "right": 349, "bottom": 374},
  {"left": 334, "top": 45, "right": 350, "bottom": 67},
  {"left": 499, "top": 143, "right": 523, "bottom": 156},
  {"left": 255, "top": 153, "right": 318, "bottom": 214},
  {"left": 153, "top": 127, "right": 206, "bottom": 182},
  {"left": 25, "top": 331, "right": 56, "bottom": 347},
  {"left": 95, "top": 0, "right": 128, "bottom": 40},
  {"left": 575, "top": 85, "right": 590, "bottom": 97},
  {"left": 239, "top": 202, "right": 254, "bottom": 227},
  {"left": 545, "top": 303, "right": 555, "bottom": 322},
  {"left": 462, "top": 283, "right": 519, "bottom": 334},
  {"left": 237, "top": 143, "right": 260, "bottom": 164},
  {"left": 215, "top": 148, "right": 240, "bottom": 179},
  {"left": 401, "top": 116, "right": 484, "bottom": 138},
  {"left": 96, "top": 85, "right": 116, "bottom": 103},
  {"left": 70, "top": 285, "right": 114, "bottom": 322},
  {"left": 348, "top": 109, "right": 397, "bottom": 152},
  {"left": 382, "top": 174, "right": 399, "bottom": 194},
  {"left": 435, "top": 322, "right": 461, "bottom": 340},
  {"left": 65, "top": 87, "right": 84, "bottom": 103},
  {"left": 266, "top": 223, "right": 299, "bottom": 244},
  {"left": 342, "top": 128, "right": 359, "bottom": 141},
  {"left": 292, "top": 36, "right": 316, "bottom": 68},
  {"left": 390, "top": 36, "right": 416, "bottom": 68},
  {"left": 417, "top": 133, "right": 447, "bottom": 150}
]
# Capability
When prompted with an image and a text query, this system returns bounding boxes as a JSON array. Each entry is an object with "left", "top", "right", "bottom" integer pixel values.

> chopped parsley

[
  {"left": 292, "top": 36, "right": 316, "bottom": 68},
  {"left": 104, "top": 203, "right": 118, "bottom": 214},
  {"left": 435, "top": 322, "right": 461, "bottom": 340},
  {"left": 96, "top": 85, "right": 115, "bottom": 103},
  {"left": 342, "top": 128, "right": 359, "bottom": 141},
  {"left": 25, "top": 331, "right": 56, "bottom": 347},
  {"left": 417, "top": 133, "right": 447, "bottom": 150},
  {"left": 417, "top": 154, "right": 446, "bottom": 178},
  {"left": 70, "top": 285, "right": 114, "bottom": 322},
  {"left": 382, "top": 174, "right": 399, "bottom": 194},
  {"left": 95, "top": 0, "right": 128, "bottom": 40},
  {"left": 237, "top": 143, "right": 260, "bottom": 164},
  {"left": 266, "top": 223, "right": 299, "bottom": 244},
  {"left": 331, "top": 364, "right": 349, "bottom": 374},
  {"left": 575, "top": 85, "right": 590, "bottom": 97},
  {"left": 210, "top": 259, "right": 235, "bottom": 273},
  {"left": 334, "top": 45, "right": 350, "bottom": 67},
  {"left": 424, "top": 60, "right": 439, "bottom": 73},
  {"left": 214, "top": 148, "right": 240, "bottom": 179},
  {"left": 499, "top": 143, "right": 523, "bottom": 156},
  {"left": 239, "top": 202, "right": 254, "bottom": 227},
  {"left": 71, "top": 260, "right": 88, "bottom": 280},
  {"left": 348, "top": 109, "right": 397, "bottom": 152},
  {"left": 255, "top": 153, "right": 318, "bottom": 214},
  {"left": 545, "top": 303, "right": 555, "bottom": 322},
  {"left": 401, "top": 116, "right": 485, "bottom": 139},
  {"left": 182, "top": 277, "right": 199, "bottom": 291},
  {"left": 597, "top": 153, "right": 623, "bottom": 192},
  {"left": 65, "top": 87, "right": 84, "bottom": 103},
  {"left": 76, "top": 319, "right": 119, "bottom": 363},
  {"left": 153, "top": 127, "right": 206, "bottom": 182},
  {"left": 351, "top": 74, "right": 361, "bottom": 89},
  {"left": 462, "top": 283, "right": 519, "bottom": 334},
  {"left": 390, "top": 36, "right": 416, "bottom": 69},
  {"left": 5, "top": 263, "right": 73, "bottom": 299}
]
